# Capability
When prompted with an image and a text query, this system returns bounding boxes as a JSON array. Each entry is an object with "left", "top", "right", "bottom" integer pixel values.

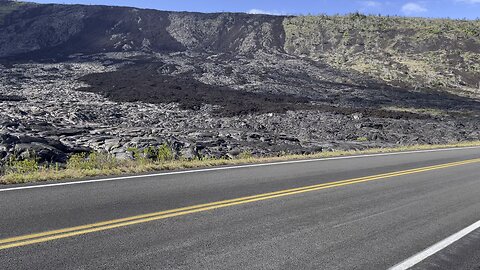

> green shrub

[
  {"left": 67, "top": 152, "right": 120, "bottom": 170},
  {"left": 66, "top": 153, "right": 87, "bottom": 170},
  {"left": 128, "top": 144, "right": 173, "bottom": 162},
  {"left": 127, "top": 147, "right": 151, "bottom": 164},
  {"left": 6, "top": 154, "right": 39, "bottom": 174},
  {"left": 238, "top": 150, "right": 253, "bottom": 159},
  {"left": 142, "top": 146, "right": 156, "bottom": 160},
  {"left": 356, "top": 137, "right": 368, "bottom": 142},
  {"left": 127, "top": 147, "right": 142, "bottom": 160},
  {"left": 157, "top": 144, "right": 173, "bottom": 162}
]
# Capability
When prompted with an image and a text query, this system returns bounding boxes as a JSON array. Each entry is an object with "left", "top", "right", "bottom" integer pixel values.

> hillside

[
  {"left": 0, "top": 1, "right": 479, "bottom": 166},
  {"left": 1, "top": 3, "right": 479, "bottom": 93},
  {"left": 284, "top": 14, "right": 480, "bottom": 97}
]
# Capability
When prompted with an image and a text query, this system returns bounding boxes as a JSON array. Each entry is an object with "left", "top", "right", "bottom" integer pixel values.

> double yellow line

[{"left": 1, "top": 158, "right": 479, "bottom": 250}]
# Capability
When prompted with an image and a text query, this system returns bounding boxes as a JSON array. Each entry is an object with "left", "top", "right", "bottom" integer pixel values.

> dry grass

[
  {"left": 1, "top": 141, "right": 480, "bottom": 185},
  {"left": 282, "top": 14, "right": 480, "bottom": 95},
  {"left": 382, "top": 106, "right": 446, "bottom": 116}
]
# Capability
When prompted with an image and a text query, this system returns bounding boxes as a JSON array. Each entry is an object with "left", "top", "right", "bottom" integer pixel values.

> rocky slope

[{"left": 0, "top": 1, "right": 479, "bottom": 165}]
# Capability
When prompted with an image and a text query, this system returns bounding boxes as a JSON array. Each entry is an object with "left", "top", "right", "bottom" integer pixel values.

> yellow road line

[{"left": 1, "top": 158, "right": 479, "bottom": 250}]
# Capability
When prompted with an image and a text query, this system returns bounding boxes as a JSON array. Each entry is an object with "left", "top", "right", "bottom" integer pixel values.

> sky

[{"left": 30, "top": 0, "right": 480, "bottom": 19}]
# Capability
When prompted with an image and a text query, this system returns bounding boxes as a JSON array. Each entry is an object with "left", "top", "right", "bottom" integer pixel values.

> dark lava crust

[
  {"left": 78, "top": 63, "right": 437, "bottom": 120},
  {"left": 78, "top": 63, "right": 313, "bottom": 117}
]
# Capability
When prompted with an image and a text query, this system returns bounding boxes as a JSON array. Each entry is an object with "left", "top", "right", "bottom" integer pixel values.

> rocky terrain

[{"left": 0, "top": 1, "right": 479, "bottom": 166}]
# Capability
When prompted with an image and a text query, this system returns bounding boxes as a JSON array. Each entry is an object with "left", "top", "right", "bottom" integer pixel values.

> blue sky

[{"left": 31, "top": 0, "right": 480, "bottom": 19}]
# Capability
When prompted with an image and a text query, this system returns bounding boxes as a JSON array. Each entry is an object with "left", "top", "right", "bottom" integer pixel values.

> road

[{"left": 1, "top": 147, "right": 480, "bottom": 269}]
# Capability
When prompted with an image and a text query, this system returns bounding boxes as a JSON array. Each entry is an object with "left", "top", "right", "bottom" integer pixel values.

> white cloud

[
  {"left": 361, "top": 1, "right": 381, "bottom": 7},
  {"left": 358, "top": 1, "right": 383, "bottom": 12},
  {"left": 247, "top": 9, "right": 285, "bottom": 15},
  {"left": 401, "top": 2, "right": 428, "bottom": 14},
  {"left": 456, "top": 0, "right": 480, "bottom": 3}
]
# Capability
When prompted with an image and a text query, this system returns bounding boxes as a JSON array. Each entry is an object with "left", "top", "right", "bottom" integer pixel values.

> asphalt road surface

[{"left": 1, "top": 147, "right": 480, "bottom": 269}]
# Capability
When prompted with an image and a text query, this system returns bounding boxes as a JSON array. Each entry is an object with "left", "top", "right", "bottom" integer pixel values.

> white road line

[
  {"left": 389, "top": 220, "right": 480, "bottom": 270},
  {"left": 1, "top": 146, "right": 479, "bottom": 192}
]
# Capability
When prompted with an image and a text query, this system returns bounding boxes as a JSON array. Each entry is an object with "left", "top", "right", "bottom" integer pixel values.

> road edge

[
  {"left": 389, "top": 220, "right": 480, "bottom": 270},
  {"left": 1, "top": 145, "right": 479, "bottom": 192}
]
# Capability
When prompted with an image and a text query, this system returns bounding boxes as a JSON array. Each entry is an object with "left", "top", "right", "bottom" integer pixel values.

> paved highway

[{"left": 1, "top": 147, "right": 480, "bottom": 269}]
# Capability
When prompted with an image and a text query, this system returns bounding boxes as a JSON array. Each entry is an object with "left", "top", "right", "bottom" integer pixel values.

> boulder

[
  {"left": 0, "top": 133, "right": 18, "bottom": 145},
  {"left": 0, "top": 149, "right": 7, "bottom": 160},
  {"left": 14, "top": 142, "right": 68, "bottom": 163},
  {"left": 179, "top": 147, "right": 198, "bottom": 160}
]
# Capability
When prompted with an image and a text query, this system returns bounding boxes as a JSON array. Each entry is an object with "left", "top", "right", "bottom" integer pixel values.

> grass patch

[
  {"left": 1, "top": 141, "right": 480, "bottom": 185},
  {"left": 382, "top": 106, "right": 446, "bottom": 116},
  {"left": 282, "top": 14, "right": 480, "bottom": 94},
  {"left": 356, "top": 137, "right": 368, "bottom": 142}
]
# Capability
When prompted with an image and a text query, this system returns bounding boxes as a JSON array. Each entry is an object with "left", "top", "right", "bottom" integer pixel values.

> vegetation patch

[
  {"left": 283, "top": 14, "right": 480, "bottom": 95},
  {"left": 382, "top": 106, "right": 446, "bottom": 117},
  {"left": 1, "top": 141, "right": 479, "bottom": 185}
]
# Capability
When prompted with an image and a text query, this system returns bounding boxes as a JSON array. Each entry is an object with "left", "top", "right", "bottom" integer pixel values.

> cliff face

[{"left": 0, "top": 3, "right": 284, "bottom": 58}]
